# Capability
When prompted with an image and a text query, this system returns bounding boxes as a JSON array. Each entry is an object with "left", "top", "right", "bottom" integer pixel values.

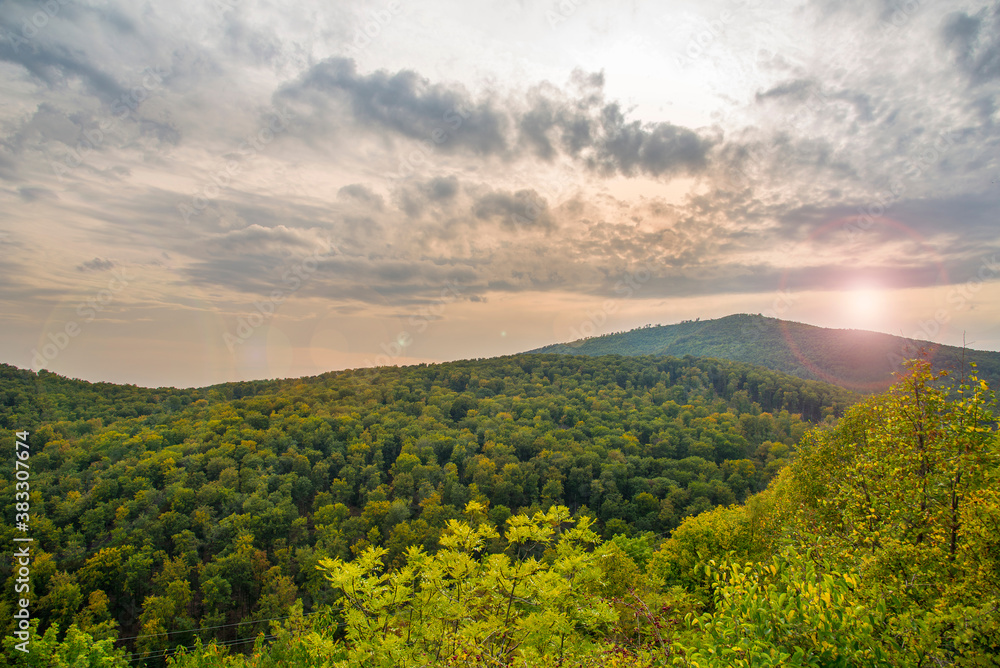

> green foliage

[
  {"left": 1, "top": 621, "right": 129, "bottom": 667},
  {"left": 1, "top": 354, "right": 847, "bottom": 663},
  {"left": 13, "top": 357, "right": 999, "bottom": 665},
  {"left": 315, "top": 504, "right": 618, "bottom": 667},
  {"left": 310, "top": 504, "right": 703, "bottom": 667},
  {"left": 785, "top": 360, "right": 1000, "bottom": 664},
  {"left": 681, "top": 549, "right": 897, "bottom": 667},
  {"left": 667, "top": 360, "right": 1000, "bottom": 666}
]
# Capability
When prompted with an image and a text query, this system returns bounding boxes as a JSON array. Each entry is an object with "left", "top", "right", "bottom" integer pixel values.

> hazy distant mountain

[{"left": 528, "top": 313, "right": 1000, "bottom": 392}]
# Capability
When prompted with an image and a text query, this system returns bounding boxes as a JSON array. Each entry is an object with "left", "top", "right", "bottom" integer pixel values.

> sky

[{"left": 1, "top": 0, "right": 1000, "bottom": 388}]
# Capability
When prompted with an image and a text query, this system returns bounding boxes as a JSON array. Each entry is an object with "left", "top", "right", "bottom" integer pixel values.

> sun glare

[
  {"left": 842, "top": 285, "right": 884, "bottom": 327},
  {"left": 852, "top": 287, "right": 880, "bottom": 313}
]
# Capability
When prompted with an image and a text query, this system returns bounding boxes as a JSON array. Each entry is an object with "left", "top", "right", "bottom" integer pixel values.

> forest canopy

[{"left": 5, "top": 355, "right": 993, "bottom": 665}]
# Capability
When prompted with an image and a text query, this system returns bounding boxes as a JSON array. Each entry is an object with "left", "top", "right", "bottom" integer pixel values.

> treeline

[{"left": 0, "top": 354, "right": 854, "bottom": 664}]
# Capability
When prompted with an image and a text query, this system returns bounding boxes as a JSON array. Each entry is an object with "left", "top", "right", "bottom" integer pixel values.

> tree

[
  {"left": 2, "top": 622, "right": 129, "bottom": 667},
  {"left": 316, "top": 503, "right": 618, "bottom": 667},
  {"left": 788, "top": 360, "right": 1000, "bottom": 663}
]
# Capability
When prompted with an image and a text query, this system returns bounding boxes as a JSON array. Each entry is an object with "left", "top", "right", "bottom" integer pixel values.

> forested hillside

[
  {"left": 7, "top": 360, "right": 995, "bottom": 667},
  {"left": 530, "top": 314, "right": 1000, "bottom": 392},
  {"left": 0, "top": 354, "right": 854, "bottom": 665}
]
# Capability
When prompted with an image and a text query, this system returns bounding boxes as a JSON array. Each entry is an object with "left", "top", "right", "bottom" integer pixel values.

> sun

[
  {"left": 842, "top": 284, "right": 884, "bottom": 327},
  {"left": 851, "top": 287, "right": 880, "bottom": 314}
]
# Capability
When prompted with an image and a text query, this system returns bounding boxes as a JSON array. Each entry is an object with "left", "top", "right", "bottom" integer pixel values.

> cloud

[
  {"left": 472, "top": 189, "right": 554, "bottom": 230},
  {"left": 942, "top": 6, "right": 1000, "bottom": 85},
  {"left": 587, "top": 103, "right": 711, "bottom": 177},
  {"left": 204, "top": 224, "right": 322, "bottom": 254},
  {"left": 76, "top": 257, "right": 116, "bottom": 271},
  {"left": 338, "top": 183, "right": 384, "bottom": 210},
  {"left": 0, "top": 29, "right": 126, "bottom": 102},
  {"left": 279, "top": 57, "right": 509, "bottom": 156},
  {"left": 18, "top": 186, "right": 58, "bottom": 202},
  {"left": 517, "top": 72, "right": 713, "bottom": 178},
  {"left": 756, "top": 78, "right": 814, "bottom": 101},
  {"left": 423, "top": 175, "right": 459, "bottom": 201},
  {"left": 389, "top": 175, "right": 461, "bottom": 219},
  {"left": 280, "top": 58, "right": 713, "bottom": 180}
]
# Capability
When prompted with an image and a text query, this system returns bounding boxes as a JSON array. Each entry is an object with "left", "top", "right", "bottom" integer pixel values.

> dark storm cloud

[
  {"left": 517, "top": 76, "right": 712, "bottom": 177},
  {"left": 280, "top": 58, "right": 712, "bottom": 180},
  {"left": 587, "top": 104, "right": 711, "bottom": 177},
  {"left": 279, "top": 57, "right": 509, "bottom": 156}
]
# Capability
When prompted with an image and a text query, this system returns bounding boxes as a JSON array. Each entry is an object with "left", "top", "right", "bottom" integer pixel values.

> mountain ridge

[{"left": 527, "top": 313, "right": 1000, "bottom": 392}]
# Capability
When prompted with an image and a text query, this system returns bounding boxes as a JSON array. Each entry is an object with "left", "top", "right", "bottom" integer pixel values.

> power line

[
  {"left": 125, "top": 633, "right": 280, "bottom": 664},
  {"left": 124, "top": 619, "right": 351, "bottom": 664},
  {"left": 115, "top": 609, "right": 330, "bottom": 643}
]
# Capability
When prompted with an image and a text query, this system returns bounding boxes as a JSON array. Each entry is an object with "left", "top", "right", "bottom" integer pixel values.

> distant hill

[{"left": 528, "top": 313, "right": 1000, "bottom": 392}]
